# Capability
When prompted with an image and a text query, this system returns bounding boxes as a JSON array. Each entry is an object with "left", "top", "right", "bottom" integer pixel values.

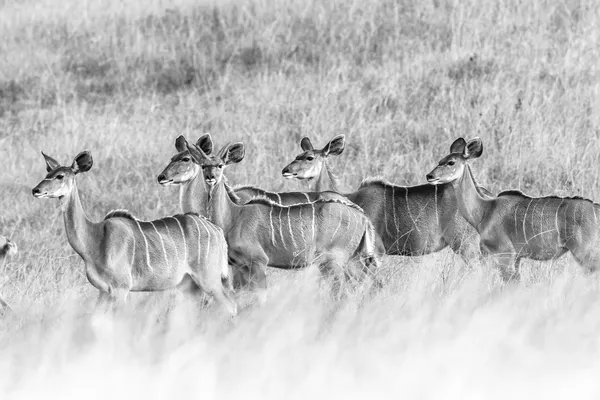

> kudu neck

[
  {"left": 59, "top": 183, "right": 99, "bottom": 262},
  {"left": 314, "top": 161, "right": 339, "bottom": 192},
  {"left": 208, "top": 179, "right": 239, "bottom": 232},
  {"left": 179, "top": 172, "right": 206, "bottom": 215},
  {"left": 453, "top": 164, "right": 490, "bottom": 231}
]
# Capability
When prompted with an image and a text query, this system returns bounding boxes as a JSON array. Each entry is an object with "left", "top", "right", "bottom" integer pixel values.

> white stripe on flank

[
  {"left": 287, "top": 207, "right": 296, "bottom": 249},
  {"left": 196, "top": 217, "right": 211, "bottom": 265},
  {"left": 275, "top": 193, "right": 282, "bottom": 205},
  {"left": 593, "top": 204, "right": 598, "bottom": 224},
  {"left": 161, "top": 220, "right": 180, "bottom": 266},
  {"left": 116, "top": 220, "right": 136, "bottom": 271},
  {"left": 190, "top": 216, "right": 205, "bottom": 267},
  {"left": 310, "top": 202, "right": 316, "bottom": 243},
  {"left": 392, "top": 186, "right": 399, "bottom": 234},
  {"left": 278, "top": 206, "right": 287, "bottom": 250},
  {"left": 269, "top": 205, "right": 276, "bottom": 246},
  {"left": 134, "top": 220, "right": 153, "bottom": 272},
  {"left": 150, "top": 221, "right": 169, "bottom": 269},
  {"left": 299, "top": 204, "right": 306, "bottom": 246},
  {"left": 555, "top": 199, "right": 564, "bottom": 243},
  {"left": 434, "top": 185, "right": 439, "bottom": 227},
  {"left": 405, "top": 188, "right": 420, "bottom": 232},
  {"left": 350, "top": 208, "right": 359, "bottom": 244},
  {"left": 172, "top": 216, "right": 188, "bottom": 264},
  {"left": 383, "top": 185, "right": 390, "bottom": 237},
  {"left": 522, "top": 199, "right": 533, "bottom": 243},
  {"left": 331, "top": 204, "right": 343, "bottom": 244},
  {"left": 539, "top": 200, "right": 547, "bottom": 243}
]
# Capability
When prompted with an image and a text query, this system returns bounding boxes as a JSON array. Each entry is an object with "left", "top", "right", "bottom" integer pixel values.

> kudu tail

[
  {"left": 354, "top": 218, "right": 380, "bottom": 269},
  {"left": 353, "top": 218, "right": 384, "bottom": 294}
]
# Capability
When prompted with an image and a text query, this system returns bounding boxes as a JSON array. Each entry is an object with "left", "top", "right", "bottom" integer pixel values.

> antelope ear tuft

[
  {"left": 196, "top": 133, "right": 214, "bottom": 155},
  {"left": 175, "top": 135, "right": 188, "bottom": 152},
  {"left": 300, "top": 137, "right": 313, "bottom": 151},
  {"left": 322, "top": 135, "right": 345, "bottom": 157},
  {"left": 464, "top": 137, "right": 483, "bottom": 160},
  {"left": 42, "top": 151, "right": 61, "bottom": 172},
  {"left": 449, "top": 138, "right": 467, "bottom": 154},
  {"left": 223, "top": 142, "right": 245, "bottom": 165},
  {"left": 72, "top": 151, "right": 93, "bottom": 174}
]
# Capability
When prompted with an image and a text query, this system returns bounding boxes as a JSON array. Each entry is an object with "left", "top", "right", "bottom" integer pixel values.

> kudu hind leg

[
  {"left": 318, "top": 253, "right": 351, "bottom": 301},
  {"left": 494, "top": 254, "right": 520, "bottom": 283}
]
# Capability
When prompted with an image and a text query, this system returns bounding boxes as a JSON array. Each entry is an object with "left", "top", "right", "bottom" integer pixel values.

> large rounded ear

[
  {"left": 322, "top": 134, "right": 345, "bottom": 157},
  {"left": 175, "top": 135, "right": 188, "bottom": 152},
  {"left": 72, "top": 151, "right": 93, "bottom": 174},
  {"left": 41, "top": 151, "right": 61, "bottom": 172},
  {"left": 186, "top": 142, "right": 210, "bottom": 165},
  {"left": 300, "top": 137, "right": 313, "bottom": 151},
  {"left": 196, "top": 133, "right": 213, "bottom": 155},
  {"left": 450, "top": 138, "right": 467, "bottom": 154},
  {"left": 464, "top": 137, "right": 483, "bottom": 159},
  {"left": 222, "top": 142, "right": 245, "bottom": 165}
]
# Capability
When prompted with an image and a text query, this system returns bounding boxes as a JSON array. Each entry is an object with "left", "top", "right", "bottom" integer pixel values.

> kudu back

[{"left": 282, "top": 135, "right": 491, "bottom": 260}]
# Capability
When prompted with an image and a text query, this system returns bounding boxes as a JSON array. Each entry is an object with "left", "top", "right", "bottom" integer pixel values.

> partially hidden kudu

[
  {"left": 0, "top": 235, "right": 17, "bottom": 309},
  {"left": 281, "top": 135, "right": 493, "bottom": 260},
  {"left": 427, "top": 137, "right": 600, "bottom": 281},
  {"left": 157, "top": 134, "right": 352, "bottom": 213},
  {"left": 32, "top": 150, "right": 237, "bottom": 316},
  {"left": 184, "top": 140, "right": 381, "bottom": 298}
]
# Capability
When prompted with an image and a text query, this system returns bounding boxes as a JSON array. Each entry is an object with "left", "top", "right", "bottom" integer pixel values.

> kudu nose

[
  {"left": 426, "top": 173, "right": 433, "bottom": 181},
  {"left": 282, "top": 166, "right": 290, "bottom": 175},
  {"left": 32, "top": 188, "right": 40, "bottom": 196},
  {"left": 157, "top": 174, "right": 165, "bottom": 183}
]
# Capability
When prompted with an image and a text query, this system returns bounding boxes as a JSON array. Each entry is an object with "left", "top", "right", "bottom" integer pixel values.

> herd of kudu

[{"left": 1, "top": 135, "right": 598, "bottom": 317}]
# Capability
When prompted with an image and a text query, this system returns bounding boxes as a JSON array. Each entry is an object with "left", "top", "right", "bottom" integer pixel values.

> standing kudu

[
  {"left": 0, "top": 235, "right": 17, "bottom": 309},
  {"left": 184, "top": 140, "right": 381, "bottom": 299},
  {"left": 32, "top": 150, "right": 237, "bottom": 316},
  {"left": 158, "top": 134, "right": 360, "bottom": 212},
  {"left": 427, "top": 137, "right": 600, "bottom": 281},
  {"left": 282, "top": 135, "right": 492, "bottom": 260}
]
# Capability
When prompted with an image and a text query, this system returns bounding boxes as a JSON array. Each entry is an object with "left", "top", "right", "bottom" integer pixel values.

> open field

[{"left": 2, "top": 0, "right": 600, "bottom": 398}]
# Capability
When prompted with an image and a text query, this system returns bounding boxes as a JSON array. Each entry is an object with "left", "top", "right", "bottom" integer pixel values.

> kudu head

[
  {"left": 0, "top": 236, "right": 17, "bottom": 259},
  {"left": 426, "top": 137, "right": 483, "bottom": 185},
  {"left": 185, "top": 141, "right": 245, "bottom": 189},
  {"left": 281, "top": 135, "right": 345, "bottom": 180},
  {"left": 157, "top": 134, "right": 213, "bottom": 185},
  {"left": 32, "top": 151, "right": 93, "bottom": 199}
]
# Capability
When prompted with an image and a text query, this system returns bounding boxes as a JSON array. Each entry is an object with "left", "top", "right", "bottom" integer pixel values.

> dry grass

[{"left": 2, "top": 0, "right": 600, "bottom": 398}]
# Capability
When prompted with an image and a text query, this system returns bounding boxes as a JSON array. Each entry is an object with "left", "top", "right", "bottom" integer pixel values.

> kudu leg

[
  {"left": 187, "top": 272, "right": 238, "bottom": 318},
  {"left": 318, "top": 255, "right": 349, "bottom": 301},
  {"left": 494, "top": 254, "right": 520, "bottom": 283}
]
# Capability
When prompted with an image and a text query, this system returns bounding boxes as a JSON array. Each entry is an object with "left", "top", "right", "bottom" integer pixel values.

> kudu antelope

[
  {"left": 184, "top": 140, "right": 381, "bottom": 298},
  {"left": 0, "top": 235, "right": 17, "bottom": 309},
  {"left": 282, "top": 135, "right": 492, "bottom": 260},
  {"left": 158, "top": 134, "right": 359, "bottom": 213},
  {"left": 427, "top": 137, "right": 600, "bottom": 281},
  {"left": 32, "top": 150, "right": 237, "bottom": 316}
]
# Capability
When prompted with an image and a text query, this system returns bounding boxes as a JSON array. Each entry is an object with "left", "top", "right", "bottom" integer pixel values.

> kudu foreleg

[{"left": 493, "top": 254, "right": 520, "bottom": 283}]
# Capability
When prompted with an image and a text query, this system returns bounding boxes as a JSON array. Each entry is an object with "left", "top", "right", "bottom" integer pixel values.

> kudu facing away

[
  {"left": 0, "top": 235, "right": 17, "bottom": 309},
  {"left": 282, "top": 135, "right": 492, "bottom": 260},
  {"left": 185, "top": 141, "right": 381, "bottom": 298},
  {"left": 427, "top": 137, "right": 600, "bottom": 281},
  {"left": 32, "top": 151, "right": 237, "bottom": 316},
  {"left": 158, "top": 134, "right": 352, "bottom": 212}
]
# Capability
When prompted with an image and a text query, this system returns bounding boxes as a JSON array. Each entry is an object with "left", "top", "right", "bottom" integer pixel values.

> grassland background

[{"left": 1, "top": 0, "right": 600, "bottom": 398}]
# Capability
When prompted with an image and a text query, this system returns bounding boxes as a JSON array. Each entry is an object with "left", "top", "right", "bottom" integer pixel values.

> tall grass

[{"left": 1, "top": 0, "right": 600, "bottom": 398}]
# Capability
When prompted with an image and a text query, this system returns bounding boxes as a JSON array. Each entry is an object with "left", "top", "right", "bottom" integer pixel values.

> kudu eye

[
  {"left": 448, "top": 160, "right": 455, "bottom": 166},
  {"left": 306, "top": 157, "right": 314, "bottom": 161},
  {"left": 56, "top": 175, "right": 64, "bottom": 180},
  {"left": 182, "top": 157, "right": 190, "bottom": 162},
  {"left": 217, "top": 165, "right": 223, "bottom": 169}
]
